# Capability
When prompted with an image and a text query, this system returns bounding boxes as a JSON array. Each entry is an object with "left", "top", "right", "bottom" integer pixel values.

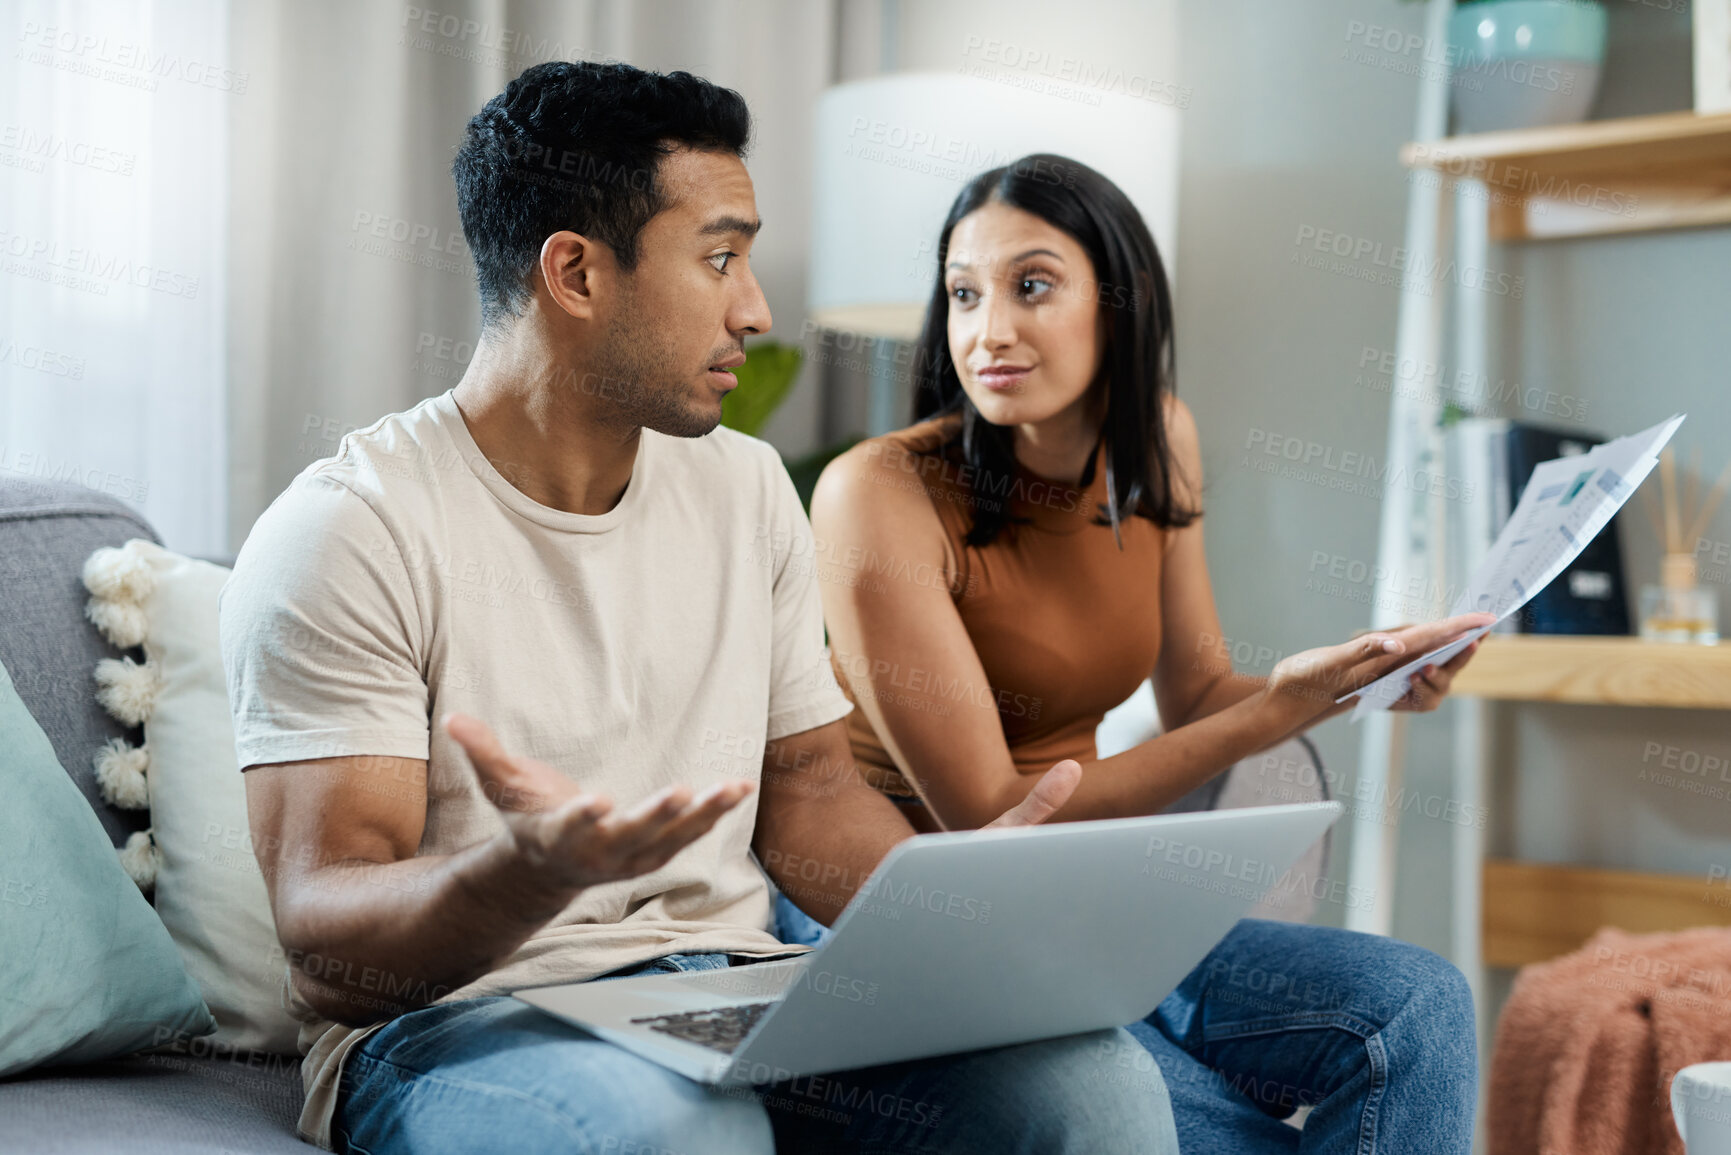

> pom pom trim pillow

[{"left": 83, "top": 540, "right": 302, "bottom": 1056}]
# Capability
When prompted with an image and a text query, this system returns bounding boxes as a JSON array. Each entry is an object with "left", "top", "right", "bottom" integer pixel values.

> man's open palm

[{"left": 444, "top": 713, "right": 754, "bottom": 890}]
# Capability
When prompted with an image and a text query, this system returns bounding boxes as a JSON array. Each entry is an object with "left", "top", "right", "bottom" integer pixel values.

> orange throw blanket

[{"left": 1489, "top": 926, "right": 1731, "bottom": 1155}]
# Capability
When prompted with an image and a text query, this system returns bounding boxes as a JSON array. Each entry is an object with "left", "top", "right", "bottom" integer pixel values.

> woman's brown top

[{"left": 835, "top": 413, "right": 1167, "bottom": 814}]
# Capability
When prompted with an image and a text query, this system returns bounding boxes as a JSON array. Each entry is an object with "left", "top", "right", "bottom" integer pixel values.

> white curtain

[
  {"left": 226, "top": 0, "right": 834, "bottom": 554},
  {"left": 0, "top": 0, "right": 231, "bottom": 556}
]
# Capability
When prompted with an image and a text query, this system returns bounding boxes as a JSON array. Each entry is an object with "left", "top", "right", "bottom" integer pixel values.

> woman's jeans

[
  {"left": 333, "top": 900, "right": 1474, "bottom": 1154},
  {"left": 333, "top": 939, "right": 1177, "bottom": 1154},
  {"left": 783, "top": 896, "right": 1478, "bottom": 1153}
]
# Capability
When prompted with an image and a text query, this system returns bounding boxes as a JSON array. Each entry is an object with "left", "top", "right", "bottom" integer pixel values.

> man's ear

[{"left": 538, "top": 230, "right": 610, "bottom": 321}]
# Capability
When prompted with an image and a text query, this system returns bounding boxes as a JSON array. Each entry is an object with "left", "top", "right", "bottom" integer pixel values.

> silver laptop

[{"left": 515, "top": 801, "right": 1343, "bottom": 1087}]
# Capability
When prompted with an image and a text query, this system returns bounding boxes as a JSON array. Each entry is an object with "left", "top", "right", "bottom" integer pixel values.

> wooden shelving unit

[
  {"left": 1402, "top": 110, "right": 1731, "bottom": 241},
  {"left": 1482, "top": 859, "right": 1731, "bottom": 968},
  {"left": 1363, "top": 107, "right": 1731, "bottom": 996},
  {"left": 1460, "top": 640, "right": 1731, "bottom": 969},
  {"left": 1455, "top": 637, "right": 1731, "bottom": 966},
  {"left": 1453, "top": 635, "right": 1731, "bottom": 708}
]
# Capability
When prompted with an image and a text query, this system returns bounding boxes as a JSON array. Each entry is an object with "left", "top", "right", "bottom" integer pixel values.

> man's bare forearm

[
  {"left": 753, "top": 724, "right": 915, "bottom": 926},
  {"left": 273, "top": 833, "right": 580, "bottom": 1026}
]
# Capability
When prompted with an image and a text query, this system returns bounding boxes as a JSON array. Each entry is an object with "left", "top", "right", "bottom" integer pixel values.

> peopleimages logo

[
  {"left": 828, "top": 652, "right": 1041, "bottom": 722},
  {"left": 350, "top": 211, "right": 468, "bottom": 258},
  {"left": 0, "top": 124, "right": 136, "bottom": 175},
  {"left": 1404, "top": 144, "right": 1638, "bottom": 220},
  {"left": 856, "top": 876, "right": 992, "bottom": 924},
  {"left": 1354, "top": 345, "right": 1588, "bottom": 423},
  {"left": 843, "top": 115, "right": 1017, "bottom": 173},
  {"left": 958, "top": 36, "right": 1193, "bottom": 109},
  {"left": 0, "top": 447, "right": 148, "bottom": 502},
  {"left": 0, "top": 228, "right": 201, "bottom": 299},
  {"left": 804, "top": 968, "right": 879, "bottom": 1006},
  {"left": 399, "top": 6, "right": 586, "bottom": 70},
  {"left": 1292, "top": 224, "right": 1525, "bottom": 299},
  {"left": 1243, "top": 427, "right": 1477, "bottom": 503},
  {"left": 1142, "top": 835, "right": 1375, "bottom": 912},
  {"left": 1302, "top": 549, "right": 1466, "bottom": 621},
  {"left": 16, "top": 20, "right": 250, "bottom": 93},
  {"left": 0, "top": 337, "right": 85, "bottom": 379}
]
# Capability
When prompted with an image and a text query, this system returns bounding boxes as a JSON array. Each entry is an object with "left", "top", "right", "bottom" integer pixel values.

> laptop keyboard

[{"left": 629, "top": 1002, "right": 775, "bottom": 1054}]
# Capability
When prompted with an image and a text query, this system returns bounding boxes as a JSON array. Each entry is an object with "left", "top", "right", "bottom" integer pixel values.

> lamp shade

[{"left": 808, "top": 72, "right": 1180, "bottom": 341}]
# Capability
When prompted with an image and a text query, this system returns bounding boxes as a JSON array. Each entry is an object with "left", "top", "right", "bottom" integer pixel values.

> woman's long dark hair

[{"left": 912, "top": 153, "right": 1198, "bottom": 547}]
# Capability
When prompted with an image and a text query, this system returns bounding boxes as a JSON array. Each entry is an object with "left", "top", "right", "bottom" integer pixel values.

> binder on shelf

[{"left": 1444, "top": 419, "right": 1633, "bottom": 636}]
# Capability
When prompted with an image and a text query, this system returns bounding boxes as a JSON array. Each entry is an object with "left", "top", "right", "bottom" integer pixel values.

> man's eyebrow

[{"left": 700, "top": 215, "right": 761, "bottom": 239}]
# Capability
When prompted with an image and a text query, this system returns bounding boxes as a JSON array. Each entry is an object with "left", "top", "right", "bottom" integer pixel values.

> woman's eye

[
  {"left": 950, "top": 284, "right": 976, "bottom": 305},
  {"left": 1019, "top": 276, "right": 1053, "bottom": 300},
  {"left": 708, "top": 252, "right": 734, "bottom": 273}
]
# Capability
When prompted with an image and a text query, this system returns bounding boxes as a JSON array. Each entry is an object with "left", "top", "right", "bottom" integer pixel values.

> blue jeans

[
  {"left": 334, "top": 947, "right": 1178, "bottom": 1154},
  {"left": 782, "top": 896, "right": 1476, "bottom": 1153}
]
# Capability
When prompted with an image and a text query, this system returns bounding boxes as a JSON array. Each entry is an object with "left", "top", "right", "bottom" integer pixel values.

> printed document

[{"left": 1345, "top": 414, "right": 1686, "bottom": 718}]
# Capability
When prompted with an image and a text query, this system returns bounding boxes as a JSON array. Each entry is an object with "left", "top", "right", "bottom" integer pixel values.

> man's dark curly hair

[{"left": 453, "top": 61, "right": 751, "bottom": 328}]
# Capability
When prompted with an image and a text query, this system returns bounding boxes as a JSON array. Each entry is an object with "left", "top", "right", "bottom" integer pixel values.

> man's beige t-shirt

[{"left": 219, "top": 390, "right": 852, "bottom": 1149}]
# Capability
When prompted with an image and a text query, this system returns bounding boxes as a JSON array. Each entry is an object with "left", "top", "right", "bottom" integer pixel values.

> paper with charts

[{"left": 1343, "top": 413, "right": 1686, "bottom": 719}]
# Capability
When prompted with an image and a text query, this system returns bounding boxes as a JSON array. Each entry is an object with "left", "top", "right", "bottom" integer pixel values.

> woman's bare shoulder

[
  {"left": 811, "top": 417, "right": 960, "bottom": 546},
  {"left": 1161, "top": 393, "right": 1203, "bottom": 509}
]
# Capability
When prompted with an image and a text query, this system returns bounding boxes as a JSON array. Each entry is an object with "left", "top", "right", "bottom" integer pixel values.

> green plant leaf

[{"left": 721, "top": 342, "right": 804, "bottom": 439}]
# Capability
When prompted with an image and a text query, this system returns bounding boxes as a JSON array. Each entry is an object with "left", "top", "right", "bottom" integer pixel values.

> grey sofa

[
  {"left": 0, "top": 476, "right": 1328, "bottom": 1153},
  {"left": 0, "top": 478, "right": 313, "bottom": 1154}
]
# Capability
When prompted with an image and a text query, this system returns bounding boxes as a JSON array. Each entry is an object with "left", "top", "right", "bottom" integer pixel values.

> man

[{"left": 221, "top": 61, "right": 1177, "bottom": 1154}]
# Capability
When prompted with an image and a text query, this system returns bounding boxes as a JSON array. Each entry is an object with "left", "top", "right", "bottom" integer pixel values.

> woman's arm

[
  {"left": 809, "top": 435, "right": 1480, "bottom": 830},
  {"left": 753, "top": 718, "right": 1081, "bottom": 926},
  {"left": 1152, "top": 396, "right": 1482, "bottom": 725}
]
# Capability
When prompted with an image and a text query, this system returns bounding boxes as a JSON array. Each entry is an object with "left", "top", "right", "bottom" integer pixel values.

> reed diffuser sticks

[
  {"left": 1636, "top": 447, "right": 1727, "bottom": 643},
  {"left": 1642, "top": 447, "right": 1731, "bottom": 559}
]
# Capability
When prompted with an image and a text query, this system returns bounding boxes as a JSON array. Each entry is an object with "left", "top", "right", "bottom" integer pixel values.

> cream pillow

[{"left": 83, "top": 539, "right": 300, "bottom": 1055}]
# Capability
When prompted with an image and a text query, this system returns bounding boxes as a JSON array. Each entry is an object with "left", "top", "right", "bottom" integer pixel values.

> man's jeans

[
  {"left": 334, "top": 948, "right": 1178, "bottom": 1154},
  {"left": 780, "top": 899, "right": 1478, "bottom": 1153}
]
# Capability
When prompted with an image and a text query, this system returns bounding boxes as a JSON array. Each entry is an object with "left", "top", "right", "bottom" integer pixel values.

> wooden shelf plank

[
  {"left": 1452, "top": 635, "right": 1731, "bottom": 708},
  {"left": 1401, "top": 111, "right": 1731, "bottom": 241},
  {"left": 1404, "top": 110, "right": 1731, "bottom": 172},
  {"left": 1484, "top": 859, "right": 1731, "bottom": 968}
]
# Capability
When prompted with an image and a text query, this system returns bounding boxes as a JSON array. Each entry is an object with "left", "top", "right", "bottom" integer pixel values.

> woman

[{"left": 802, "top": 154, "right": 1491, "bottom": 1153}]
